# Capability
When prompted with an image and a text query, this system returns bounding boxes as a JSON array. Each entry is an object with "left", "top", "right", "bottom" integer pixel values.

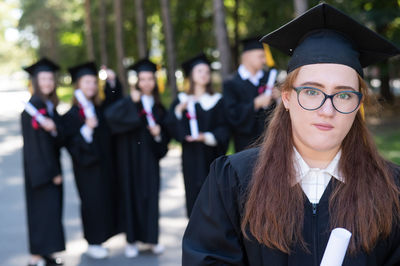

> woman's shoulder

[{"left": 213, "top": 147, "right": 260, "bottom": 189}]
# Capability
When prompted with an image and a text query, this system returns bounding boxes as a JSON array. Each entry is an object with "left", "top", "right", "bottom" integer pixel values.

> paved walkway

[{"left": 0, "top": 84, "right": 187, "bottom": 266}]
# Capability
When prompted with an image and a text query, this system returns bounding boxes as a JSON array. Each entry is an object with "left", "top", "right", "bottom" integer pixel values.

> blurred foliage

[
  {"left": 374, "top": 129, "right": 400, "bottom": 164},
  {"left": 4, "top": 0, "right": 399, "bottom": 85}
]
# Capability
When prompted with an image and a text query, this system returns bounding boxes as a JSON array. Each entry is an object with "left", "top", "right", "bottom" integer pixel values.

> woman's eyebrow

[{"left": 299, "top": 82, "right": 356, "bottom": 91}]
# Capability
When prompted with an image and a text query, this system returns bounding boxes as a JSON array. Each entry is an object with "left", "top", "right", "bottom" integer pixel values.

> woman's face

[
  {"left": 282, "top": 63, "right": 360, "bottom": 153},
  {"left": 78, "top": 75, "right": 98, "bottom": 99},
  {"left": 37, "top": 71, "right": 55, "bottom": 96},
  {"left": 137, "top": 71, "right": 156, "bottom": 95},
  {"left": 191, "top": 63, "right": 211, "bottom": 87}
]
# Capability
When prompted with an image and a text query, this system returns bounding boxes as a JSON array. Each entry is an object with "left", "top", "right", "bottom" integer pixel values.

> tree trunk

[
  {"left": 114, "top": 0, "right": 128, "bottom": 90},
  {"left": 232, "top": 0, "right": 240, "bottom": 69},
  {"left": 134, "top": 0, "right": 147, "bottom": 58},
  {"left": 99, "top": 0, "right": 108, "bottom": 66},
  {"left": 160, "top": 0, "right": 178, "bottom": 98},
  {"left": 293, "top": 0, "right": 307, "bottom": 17},
  {"left": 84, "top": 0, "right": 95, "bottom": 61},
  {"left": 213, "top": 0, "right": 232, "bottom": 78},
  {"left": 379, "top": 61, "right": 394, "bottom": 104}
]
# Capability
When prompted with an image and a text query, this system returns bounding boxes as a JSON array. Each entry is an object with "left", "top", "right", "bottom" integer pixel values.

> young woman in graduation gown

[
  {"left": 21, "top": 58, "right": 65, "bottom": 266},
  {"left": 104, "top": 59, "right": 169, "bottom": 258},
  {"left": 183, "top": 4, "right": 400, "bottom": 266},
  {"left": 63, "top": 62, "right": 117, "bottom": 259},
  {"left": 166, "top": 54, "right": 230, "bottom": 217}
]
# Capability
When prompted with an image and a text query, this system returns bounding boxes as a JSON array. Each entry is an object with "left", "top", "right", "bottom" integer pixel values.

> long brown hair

[
  {"left": 241, "top": 68, "right": 400, "bottom": 254},
  {"left": 31, "top": 74, "right": 59, "bottom": 107}
]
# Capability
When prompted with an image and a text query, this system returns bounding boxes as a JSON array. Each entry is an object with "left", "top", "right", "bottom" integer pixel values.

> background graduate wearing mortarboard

[
  {"left": 105, "top": 58, "right": 169, "bottom": 257},
  {"left": 62, "top": 62, "right": 119, "bottom": 259},
  {"left": 223, "top": 37, "right": 280, "bottom": 152},
  {"left": 183, "top": 3, "right": 400, "bottom": 265},
  {"left": 166, "top": 53, "right": 230, "bottom": 217},
  {"left": 21, "top": 58, "right": 65, "bottom": 266}
]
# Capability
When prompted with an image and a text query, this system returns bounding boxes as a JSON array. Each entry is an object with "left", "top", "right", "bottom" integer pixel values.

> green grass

[
  {"left": 374, "top": 129, "right": 400, "bottom": 165},
  {"left": 57, "top": 85, "right": 74, "bottom": 103}
]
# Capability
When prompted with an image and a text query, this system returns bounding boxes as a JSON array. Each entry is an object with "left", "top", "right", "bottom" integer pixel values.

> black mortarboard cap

[
  {"left": 68, "top": 62, "right": 98, "bottom": 83},
  {"left": 260, "top": 3, "right": 400, "bottom": 77},
  {"left": 181, "top": 53, "right": 210, "bottom": 77},
  {"left": 23, "top": 57, "right": 60, "bottom": 77},
  {"left": 241, "top": 36, "right": 264, "bottom": 52},
  {"left": 128, "top": 58, "right": 157, "bottom": 73}
]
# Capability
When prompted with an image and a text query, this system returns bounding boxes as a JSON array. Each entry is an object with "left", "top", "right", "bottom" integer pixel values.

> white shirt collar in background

[{"left": 238, "top": 64, "right": 264, "bottom": 86}]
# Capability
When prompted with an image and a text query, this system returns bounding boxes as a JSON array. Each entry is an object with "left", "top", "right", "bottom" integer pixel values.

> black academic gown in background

[
  {"left": 166, "top": 95, "right": 230, "bottom": 217},
  {"left": 21, "top": 94, "right": 65, "bottom": 255},
  {"left": 105, "top": 97, "right": 169, "bottom": 244},
  {"left": 223, "top": 70, "right": 276, "bottom": 152},
  {"left": 63, "top": 104, "right": 117, "bottom": 245},
  {"left": 102, "top": 78, "right": 124, "bottom": 109},
  {"left": 183, "top": 148, "right": 400, "bottom": 266},
  {"left": 101, "top": 78, "right": 125, "bottom": 232}
]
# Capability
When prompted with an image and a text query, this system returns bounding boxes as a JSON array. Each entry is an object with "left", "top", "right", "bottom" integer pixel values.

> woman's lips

[{"left": 313, "top": 123, "right": 334, "bottom": 131}]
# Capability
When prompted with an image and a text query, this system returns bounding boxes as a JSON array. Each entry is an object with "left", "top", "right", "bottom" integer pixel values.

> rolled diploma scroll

[
  {"left": 24, "top": 101, "right": 57, "bottom": 137},
  {"left": 320, "top": 228, "right": 352, "bottom": 266},
  {"left": 264, "top": 68, "right": 278, "bottom": 97},
  {"left": 141, "top": 96, "right": 156, "bottom": 127},
  {"left": 74, "top": 89, "right": 96, "bottom": 118},
  {"left": 187, "top": 100, "right": 199, "bottom": 139},
  {"left": 25, "top": 101, "right": 46, "bottom": 124}
]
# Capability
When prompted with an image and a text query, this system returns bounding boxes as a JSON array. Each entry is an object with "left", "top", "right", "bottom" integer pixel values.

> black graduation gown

[
  {"left": 223, "top": 71, "right": 276, "bottom": 152},
  {"left": 182, "top": 148, "right": 400, "bottom": 266},
  {"left": 21, "top": 94, "right": 65, "bottom": 255},
  {"left": 166, "top": 95, "right": 230, "bottom": 217},
  {"left": 104, "top": 97, "right": 169, "bottom": 244},
  {"left": 102, "top": 78, "right": 124, "bottom": 109},
  {"left": 63, "top": 104, "right": 117, "bottom": 245}
]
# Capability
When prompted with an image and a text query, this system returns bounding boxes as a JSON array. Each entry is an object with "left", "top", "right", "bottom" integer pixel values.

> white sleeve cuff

[
  {"left": 80, "top": 124, "right": 93, "bottom": 143},
  {"left": 203, "top": 132, "right": 217, "bottom": 147},
  {"left": 174, "top": 108, "right": 183, "bottom": 120},
  {"left": 154, "top": 135, "right": 162, "bottom": 143}
]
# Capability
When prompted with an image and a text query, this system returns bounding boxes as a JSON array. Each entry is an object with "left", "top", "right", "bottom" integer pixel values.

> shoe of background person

[
  {"left": 43, "top": 255, "right": 63, "bottom": 265},
  {"left": 150, "top": 243, "right": 165, "bottom": 255},
  {"left": 86, "top": 245, "right": 108, "bottom": 259},
  {"left": 125, "top": 243, "right": 139, "bottom": 258}
]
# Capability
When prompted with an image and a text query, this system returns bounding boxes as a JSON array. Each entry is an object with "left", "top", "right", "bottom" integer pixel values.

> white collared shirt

[
  {"left": 238, "top": 64, "right": 264, "bottom": 86},
  {"left": 293, "top": 148, "right": 344, "bottom": 204}
]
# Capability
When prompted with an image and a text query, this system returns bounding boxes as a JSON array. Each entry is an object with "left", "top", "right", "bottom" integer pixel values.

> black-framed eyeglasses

[{"left": 293, "top": 87, "right": 363, "bottom": 114}]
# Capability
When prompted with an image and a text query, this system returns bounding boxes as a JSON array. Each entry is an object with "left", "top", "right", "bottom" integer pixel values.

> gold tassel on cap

[
  {"left": 156, "top": 64, "right": 165, "bottom": 94},
  {"left": 263, "top": 43, "right": 276, "bottom": 67}
]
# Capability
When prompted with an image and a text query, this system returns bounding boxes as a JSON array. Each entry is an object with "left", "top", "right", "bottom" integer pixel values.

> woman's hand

[
  {"left": 41, "top": 117, "right": 57, "bottom": 133},
  {"left": 175, "top": 102, "right": 188, "bottom": 114},
  {"left": 53, "top": 175, "right": 62, "bottom": 185},
  {"left": 85, "top": 117, "right": 98, "bottom": 129},
  {"left": 185, "top": 133, "right": 205, "bottom": 143},
  {"left": 148, "top": 124, "right": 161, "bottom": 137},
  {"left": 130, "top": 89, "right": 141, "bottom": 103}
]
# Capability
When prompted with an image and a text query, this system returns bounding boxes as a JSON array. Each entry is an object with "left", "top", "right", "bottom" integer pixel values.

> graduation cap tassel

[
  {"left": 156, "top": 64, "right": 165, "bottom": 94},
  {"left": 263, "top": 43, "right": 276, "bottom": 68}
]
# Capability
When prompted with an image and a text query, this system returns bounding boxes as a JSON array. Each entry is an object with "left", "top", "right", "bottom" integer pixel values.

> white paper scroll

[
  {"left": 264, "top": 68, "right": 278, "bottom": 97},
  {"left": 24, "top": 101, "right": 57, "bottom": 136},
  {"left": 141, "top": 95, "right": 156, "bottom": 127},
  {"left": 74, "top": 89, "right": 96, "bottom": 118},
  {"left": 320, "top": 228, "right": 352, "bottom": 266},
  {"left": 24, "top": 102, "right": 46, "bottom": 124},
  {"left": 187, "top": 100, "right": 199, "bottom": 139}
]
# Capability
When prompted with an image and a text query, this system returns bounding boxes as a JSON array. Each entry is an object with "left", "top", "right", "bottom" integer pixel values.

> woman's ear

[{"left": 281, "top": 90, "right": 291, "bottom": 109}]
